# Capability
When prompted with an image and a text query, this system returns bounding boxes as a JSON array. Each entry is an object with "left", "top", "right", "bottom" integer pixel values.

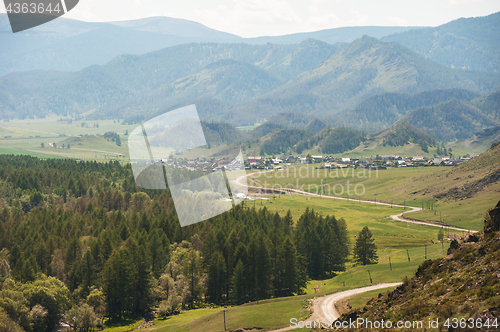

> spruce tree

[{"left": 353, "top": 226, "right": 378, "bottom": 265}]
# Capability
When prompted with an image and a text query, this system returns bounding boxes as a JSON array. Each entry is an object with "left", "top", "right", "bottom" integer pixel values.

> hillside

[
  {"left": 401, "top": 99, "right": 499, "bottom": 141},
  {"left": 377, "top": 122, "right": 436, "bottom": 150},
  {"left": 0, "top": 13, "right": 419, "bottom": 76},
  {"left": 0, "top": 40, "right": 337, "bottom": 122},
  {"left": 335, "top": 201, "right": 500, "bottom": 332},
  {"left": 326, "top": 89, "right": 480, "bottom": 134},
  {"left": 256, "top": 126, "right": 366, "bottom": 156},
  {"left": 385, "top": 143, "right": 500, "bottom": 230},
  {"left": 451, "top": 125, "right": 500, "bottom": 156},
  {"left": 383, "top": 11, "right": 500, "bottom": 73},
  {"left": 235, "top": 36, "right": 500, "bottom": 123}
]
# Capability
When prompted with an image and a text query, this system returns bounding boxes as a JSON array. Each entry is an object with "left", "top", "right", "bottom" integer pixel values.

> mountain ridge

[{"left": 0, "top": 13, "right": 418, "bottom": 77}]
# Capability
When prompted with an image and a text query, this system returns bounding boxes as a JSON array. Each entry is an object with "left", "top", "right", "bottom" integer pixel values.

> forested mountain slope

[{"left": 383, "top": 11, "right": 500, "bottom": 73}]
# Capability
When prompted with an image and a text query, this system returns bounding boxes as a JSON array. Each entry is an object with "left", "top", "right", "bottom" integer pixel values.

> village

[{"left": 155, "top": 152, "right": 476, "bottom": 174}]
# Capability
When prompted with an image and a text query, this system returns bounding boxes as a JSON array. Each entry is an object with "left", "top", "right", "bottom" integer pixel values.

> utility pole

[
  {"left": 366, "top": 270, "right": 373, "bottom": 284},
  {"left": 223, "top": 310, "right": 226, "bottom": 331},
  {"left": 389, "top": 257, "right": 392, "bottom": 270},
  {"left": 425, "top": 244, "right": 427, "bottom": 260},
  {"left": 406, "top": 249, "right": 411, "bottom": 262}
]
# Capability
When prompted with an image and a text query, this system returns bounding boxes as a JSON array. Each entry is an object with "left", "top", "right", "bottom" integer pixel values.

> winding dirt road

[
  {"left": 235, "top": 170, "right": 477, "bottom": 234},
  {"left": 232, "top": 169, "right": 476, "bottom": 331},
  {"left": 271, "top": 283, "right": 402, "bottom": 331}
]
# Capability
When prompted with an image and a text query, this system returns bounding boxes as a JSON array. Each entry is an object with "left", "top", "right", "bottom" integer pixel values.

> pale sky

[{"left": 2, "top": 0, "right": 500, "bottom": 37}]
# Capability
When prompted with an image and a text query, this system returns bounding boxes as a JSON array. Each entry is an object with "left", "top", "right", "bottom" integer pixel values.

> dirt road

[
  {"left": 235, "top": 170, "right": 477, "bottom": 234},
  {"left": 270, "top": 283, "right": 402, "bottom": 331}
]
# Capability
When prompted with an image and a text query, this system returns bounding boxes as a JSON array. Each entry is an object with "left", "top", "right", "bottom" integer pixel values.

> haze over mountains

[
  {"left": 1, "top": 11, "right": 500, "bottom": 150},
  {"left": 0, "top": 13, "right": 417, "bottom": 76}
]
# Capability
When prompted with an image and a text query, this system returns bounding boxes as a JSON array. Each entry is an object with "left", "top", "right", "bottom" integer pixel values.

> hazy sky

[{"left": 2, "top": 0, "right": 500, "bottom": 37}]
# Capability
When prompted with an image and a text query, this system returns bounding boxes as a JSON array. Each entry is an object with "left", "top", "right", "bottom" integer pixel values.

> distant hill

[
  {"left": 378, "top": 121, "right": 436, "bottom": 151},
  {"left": 0, "top": 15, "right": 241, "bottom": 76},
  {"left": 2, "top": 36, "right": 500, "bottom": 134},
  {"left": 382, "top": 11, "right": 500, "bottom": 73},
  {"left": 451, "top": 124, "right": 500, "bottom": 157},
  {"left": 235, "top": 36, "right": 500, "bottom": 122},
  {"left": 334, "top": 121, "right": 437, "bottom": 158},
  {"left": 327, "top": 89, "right": 481, "bottom": 134},
  {"left": 258, "top": 126, "right": 365, "bottom": 156},
  {"left": 2, "top": 11, "right": 498, "bottom": 80},
  {"left": 0, "top": 40, "right": 337, "bottom": 121},
  {"left": 245, "top": 26, "right": 422, "bottom": 45},
  {"left": 0, "top": 14, "right": 417, "bottom": 77},
  {"left": 401, "top": 98, "right": 498, "bottom": 141}
]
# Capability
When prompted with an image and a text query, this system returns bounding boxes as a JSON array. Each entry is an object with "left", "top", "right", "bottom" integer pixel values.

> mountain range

[
  {"left": 1, "top": 34, "right": 499, "bottom": 127},
  {"left": 1, "top": 11, "right": 499, "bottom": 149},
  {"left": 0, "top": 13, "right": 417, "bottom": 76},
  {"left": 383, "top": 11, "right": 500, "bottom": 73},
  {"left": 1, "top": 11, "right": 499, "bottom": 76}
]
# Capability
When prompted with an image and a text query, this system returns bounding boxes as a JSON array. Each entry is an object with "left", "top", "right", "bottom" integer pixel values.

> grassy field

[
  {"left": 249, "top": 166, "right": 443, "bottom": 207},
  {"left": 0, "top": 117, "right": 136, "bottom": 162},
  {"left": 148, "top": 296, "right": 311, "bottom": 332},
  {"left": 248, "top": 163, "right": 497, "bottom": 231},
  {"left": 246, "top": 194, "right": 463, "bottom": 248}
]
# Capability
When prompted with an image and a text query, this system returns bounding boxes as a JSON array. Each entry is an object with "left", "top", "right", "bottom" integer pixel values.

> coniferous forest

[{"left": 0, "top": 155, "right": 349, "bottom": 332}]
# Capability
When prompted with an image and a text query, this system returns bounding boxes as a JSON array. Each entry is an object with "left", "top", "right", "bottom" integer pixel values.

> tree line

[{"left": 0, "top": 155, "right": 350, "bottom": 331}]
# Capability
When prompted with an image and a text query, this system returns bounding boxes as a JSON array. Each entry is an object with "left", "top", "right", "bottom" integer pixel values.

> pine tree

[
  {"left": 103, "top": 249, "right": 133, "bottom": 318},
  {"left": 280, "top": 237, "right": 297, "bottom": 296},
  {"left": 353, "top": 226, "right": 378, "bottom": 265},
  {"left": 206, "top": 252, "right": 226, "bottom": 304},
  {"left": 130, "top": 243, "right": 151, "bottom": 313},
  {"left": 230, "top": 259, "right": 246, "bottom": 304},
  {"left": 182, "top": 250, "right": 202, "bottom": 307}
]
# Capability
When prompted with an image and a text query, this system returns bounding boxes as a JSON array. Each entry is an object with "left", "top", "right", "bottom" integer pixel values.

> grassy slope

[
  {"left": 406, "top": 144, "right": 500, "bottom": 230},
  {"left": 0, "top": 117, "right": 135, "bottom": 162},
  {"left": 249, "top": 143, "right": 500, "bottom": 231},
  {"left": 250, "top": 195, "right": 462, "bottom": 248},
  {"left": 331, "top": 206, "right": 500, "bottom": 332},
  {"left": 151, "top": 296, "right": 311, "bottom": 332}
]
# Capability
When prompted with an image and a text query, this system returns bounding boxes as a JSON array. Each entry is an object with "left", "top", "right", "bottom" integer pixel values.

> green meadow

[
  {"left": 248, "top": 165, "right": 495, "bottom": 231},
  {"left": 0, "top": 117, "right": 135, "bottom": 162},
  {"left": 246, "top": 194, "right": 463, "bottom": 248}
]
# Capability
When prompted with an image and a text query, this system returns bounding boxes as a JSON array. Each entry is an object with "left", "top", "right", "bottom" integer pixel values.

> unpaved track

[
  {"left": 235, "top": 170, "right": 477, "bottom": 234},
  {"left": 270, "top": 283, "right": 402, "bottom": 331},
  {"left": 234, "top": 170, "right": 475, "bottom": 331}
]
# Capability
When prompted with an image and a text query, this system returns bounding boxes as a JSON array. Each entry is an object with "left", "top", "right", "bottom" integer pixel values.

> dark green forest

[
  {"left": 259, "top": 126, "right": 365, "bottom": 155},
  {"left": 0, "top": 155, "right": 349, "bottom": 332},
  {"left": 381, "top": 121, "right": 436, "bottom": 152}
]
